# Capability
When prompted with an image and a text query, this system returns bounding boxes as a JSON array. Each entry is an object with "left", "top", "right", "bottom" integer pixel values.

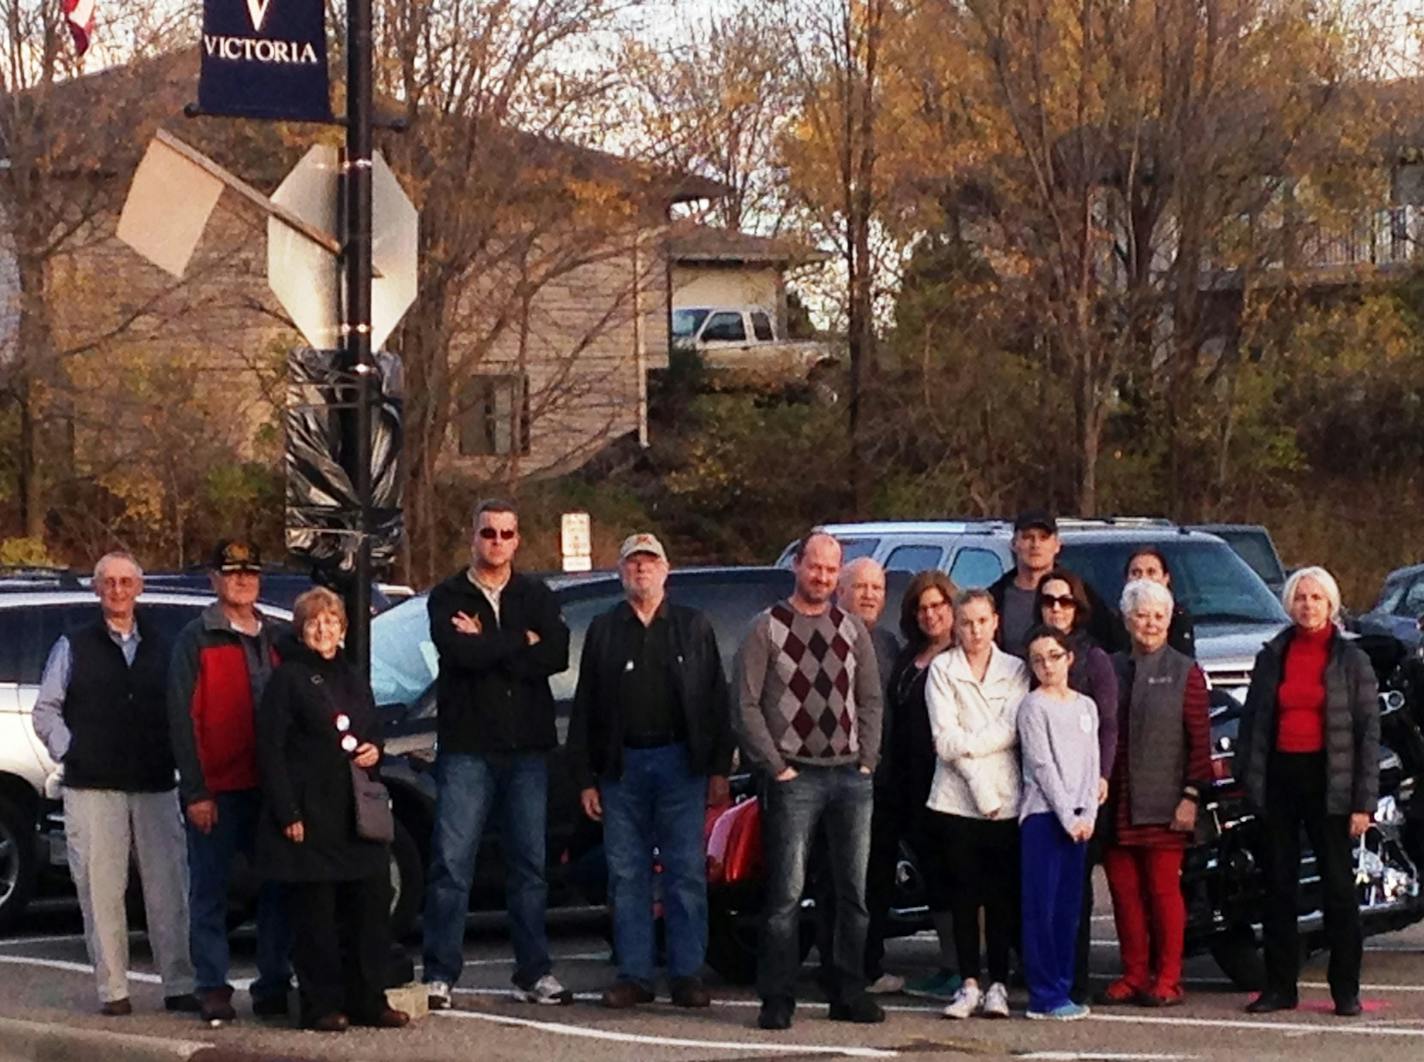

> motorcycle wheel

[{"left": 1210, "top": 927, "right": 1265, "bottom": 991}]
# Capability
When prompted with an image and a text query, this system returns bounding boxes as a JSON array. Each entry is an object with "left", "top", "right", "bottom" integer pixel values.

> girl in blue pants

[{"left": 1018, "top": 626, "right": 1100, "bottom": 1020}]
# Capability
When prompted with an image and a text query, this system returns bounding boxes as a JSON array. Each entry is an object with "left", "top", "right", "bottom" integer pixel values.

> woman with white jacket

[{"left": 924, "top": 588, "right": 1030, "bottom": 1020}]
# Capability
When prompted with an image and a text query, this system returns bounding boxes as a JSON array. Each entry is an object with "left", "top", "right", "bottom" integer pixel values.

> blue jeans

[
  {"left": 421, "top": 752, "right": 551, "bottom": 989},
  {"left": 186, "top": 788, "right": 292, "bottom": 998},
  {"left": 601, "top": 744, "right": 708, "bottom": 988},
  {"left": 1021, "top": 812, "right": 1086, "bottom": 1013},
  {"left": 759, "top": 763, "right": 872, "bottom": 1004}
]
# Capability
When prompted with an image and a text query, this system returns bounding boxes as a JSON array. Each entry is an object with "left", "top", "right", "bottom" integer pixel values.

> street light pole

[{"left": 342, "top": 0, "right": 374, "bottom": 674}]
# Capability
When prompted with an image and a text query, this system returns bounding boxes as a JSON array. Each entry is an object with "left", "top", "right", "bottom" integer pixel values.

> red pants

[{"left": 1103, "top": 845, "right": 1186, "bottom": 994}]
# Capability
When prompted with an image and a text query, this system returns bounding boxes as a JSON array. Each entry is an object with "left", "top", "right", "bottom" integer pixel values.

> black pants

[
  {"left": 290, "top": 872, "right": 394, "bottom": 1022},
  {"left": 926, "top": 811, "right": 1019, "bottom": 984},
  {"left": 1260, "top": 752, "right": 1362, "bottom": 1003}
]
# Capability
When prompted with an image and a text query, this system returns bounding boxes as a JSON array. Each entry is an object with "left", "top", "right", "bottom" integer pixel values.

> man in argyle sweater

[{"left": 734, "top": 531, "right": 884, "bottom": 1030}]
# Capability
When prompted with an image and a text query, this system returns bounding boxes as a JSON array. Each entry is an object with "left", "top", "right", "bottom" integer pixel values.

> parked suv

[
  {"left": 0, "top": 588, "right": 291, "bottom": 930},
  {"left": 1356, "top": 563, "right": 1424, "bottom": 649},
  {"left": 775, "top": 519, "right": 1291, "bottom": 705}
]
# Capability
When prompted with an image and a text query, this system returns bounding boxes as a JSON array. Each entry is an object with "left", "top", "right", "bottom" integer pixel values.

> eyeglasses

[
  {"left": 917, "top": 600, "right": 951, "bottom": 613},
  {"left": 477, "top": 528, "right": 517, "bottom": 541},
  {"left": 1029, "top": 649, "right": 1070, "bottom": 667},
  {"left": 98, "top": 577, "right": 139, "bottom": 590},
  {"left": 1041, "top": 595, "right": 1077, "bottom": 609}
]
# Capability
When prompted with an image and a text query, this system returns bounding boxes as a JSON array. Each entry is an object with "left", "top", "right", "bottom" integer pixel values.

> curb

[{"left": 0, "top": 1016, "right": 211, "bottom": 1062}]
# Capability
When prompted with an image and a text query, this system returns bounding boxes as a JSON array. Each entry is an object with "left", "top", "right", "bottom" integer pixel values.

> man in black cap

[
  {"left": 168, "top": 540, "right": 293, "bottom": 1024},
  {"left": 989, "top": 510, "right": 1062, "bottom": 656}
]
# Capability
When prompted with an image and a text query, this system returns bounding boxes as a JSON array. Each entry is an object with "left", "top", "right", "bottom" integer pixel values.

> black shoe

[
  {"left": 164, "top": 993, "right": 201, "bottom": 1013},
  {"left": 600, "top": 981, "right": 655, "bottom": 1009},
  {"left": 758, "top": 997, "right": 795, "bottom": 1030},
  {"left": 199, "top": 987, "right": 236, "bottom": 1023},
  {"left": 251, "top": 991, "right": 290, "bottom": 1018},
  {"left": 828, "top": 995, "right": 886, "bottom": 1024},
  {"left": 669, "top": 977, "right": 712, "bottom": 1008},
  {"left": 1245, "top": 992, "right": 1298, "bottom": 1014},
  {"left": 1334, "top": 996, "right": 1363, "bottom": 1017}
]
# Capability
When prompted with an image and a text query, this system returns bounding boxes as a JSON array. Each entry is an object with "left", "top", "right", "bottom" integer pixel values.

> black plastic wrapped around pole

[{"left": 342, "top": 0, "right": 374, "bottom": 675}]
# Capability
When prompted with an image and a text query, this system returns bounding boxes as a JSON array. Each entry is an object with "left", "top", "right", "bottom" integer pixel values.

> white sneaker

[
  {"left": 867, "top": 973, "right": 905, "bottom": 995},
  {"left": 982, "top": 981, "right": 1010, "bottom": 1019},
  {"left": 426, "top": 981, "right": 452, "bottom": 1010},
  {"left": 943, "top": 979, "right": 983, "bottom": 1020},
  {"left": 514, "top": 974, "right": 573, "bottom": 1005}
]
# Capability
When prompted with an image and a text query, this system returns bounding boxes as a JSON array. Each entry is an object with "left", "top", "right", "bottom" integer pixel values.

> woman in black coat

[{"left": 256, "top": 588, "right": 408, "bottom": 1032}]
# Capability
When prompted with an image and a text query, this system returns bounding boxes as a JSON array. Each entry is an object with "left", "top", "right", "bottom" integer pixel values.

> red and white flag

[{"left": 62, "top": 0, "right": 94, "bottom": 56}]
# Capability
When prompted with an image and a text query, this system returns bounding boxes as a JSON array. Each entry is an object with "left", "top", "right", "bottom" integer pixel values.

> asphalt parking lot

[{"left": 7, "top": 887, "right": 1424, "bottom": 1062}]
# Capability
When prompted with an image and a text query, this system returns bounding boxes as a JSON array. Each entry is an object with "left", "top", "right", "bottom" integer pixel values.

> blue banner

[{"left": 199, "top": 0, "right": 330, "bottom": 122}]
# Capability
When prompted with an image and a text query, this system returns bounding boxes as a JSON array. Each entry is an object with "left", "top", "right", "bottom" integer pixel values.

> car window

[
  {"left": 1212, "top": 529, "right": 1285, "bottom": 586},
  {"left": 750, "top": 311, "right": 774, "bottom": 341},
  {"left": 1378, "top": 575, "right": 1410, "bottom": 614},
  {"left": 949, "top": 547, "right": 1004, "bottom": 589},
  {"left": 701, "top": 312, "right": 747, "bottom": 342},
  {"left": 1400, "top": 578, "right": 1424, "bottom": 619},
  {"left": 775, "top": 537, "right": 880, "bottom": 567},
  {"left": 883, "top": 544, "right": 944, "bottom": 573},
  {"left": 1059, "top": 540, "right": 1288, "bottom": 625},
  {"left": 671, "top": 308, "right": 710, "bottom": 338},
  {"left": 670, "top": 574, "right": 795, "bottom": 670},
  {"left": 548, "top": 590, "right": 625, "bottom": 703},
  {"left": 370, "top": 597, "right": 438, "bottom": 708}
]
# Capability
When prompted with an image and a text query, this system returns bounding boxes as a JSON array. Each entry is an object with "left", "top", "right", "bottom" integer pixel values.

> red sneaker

[
  {"left": 1142, "top": 985, "right": 1185, "bottom": 1008},
  {"left": 1097, "top": 979, "right": 1145, "bottom": 1005}
]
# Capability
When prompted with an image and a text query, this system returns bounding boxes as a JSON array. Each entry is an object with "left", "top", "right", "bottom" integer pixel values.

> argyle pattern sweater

[{"left": 733, "top": 600, "right": 883, "bottom": 776}]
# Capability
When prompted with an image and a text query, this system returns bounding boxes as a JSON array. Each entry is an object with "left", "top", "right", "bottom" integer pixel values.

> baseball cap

[
  {"left": 618, "top": 532, "right": 668, "bottom": 564},
  {"left": 1013, "top": 508, "right": 1058, "bottom": 535},
  {"left": 210, "top": 538, "right": 263, "bottom": 573}
]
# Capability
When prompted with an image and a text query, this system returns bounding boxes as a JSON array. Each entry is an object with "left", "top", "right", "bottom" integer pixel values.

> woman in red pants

[{"left": 1100, "top": 579, "right": 1210, "bottom": 1008}]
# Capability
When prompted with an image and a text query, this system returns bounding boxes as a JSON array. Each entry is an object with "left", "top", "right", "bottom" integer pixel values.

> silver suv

[
  {"left": 775, "top": 518, "right": 1290, "bottom": 704},
  {"left": 0, "top": 588, "right": 290, "bottom": 930}
]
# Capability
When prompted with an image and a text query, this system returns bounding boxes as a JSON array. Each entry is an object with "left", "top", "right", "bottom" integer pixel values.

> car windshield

[
  {"left": 672, "top": 308, "right": 711, "bottom": 338},
  {"left": 370, "top": 596, "right": 438, "bottom": 708},
  {"left": 1211, "top": 529, "right": 1285, "bottom": 586},
  {"left": 1059, "top": 540, "right": 1288, "bottom": 626}
]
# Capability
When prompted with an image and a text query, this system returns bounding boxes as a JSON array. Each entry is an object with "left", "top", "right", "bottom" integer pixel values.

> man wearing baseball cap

[
  {"left": 167, "top": 539, "right": 293, "bottom": 1024},
  {"left": 567, "top": 533, "right": 734, "bottom": 1009},
  {"left": 989, "top": 510, "right": 1062, "bottom": 656}
]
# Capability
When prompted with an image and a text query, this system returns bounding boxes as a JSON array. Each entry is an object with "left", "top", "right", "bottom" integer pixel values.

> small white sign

[{"left": 561, "top": 511, "right": 592, "bottom": 572}]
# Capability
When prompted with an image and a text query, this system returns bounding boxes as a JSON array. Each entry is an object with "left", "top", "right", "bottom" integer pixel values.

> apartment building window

[{"left": 459, "top": 373, "right": 531, "bottom": 456}]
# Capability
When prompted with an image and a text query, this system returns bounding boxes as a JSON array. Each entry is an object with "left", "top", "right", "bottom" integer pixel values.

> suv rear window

[
  {"left": 1060, "top": 540, "right": 1288, "bottom": 626},
  {"left": 0, "top": 601, "right": 207, "bottom": 685}
]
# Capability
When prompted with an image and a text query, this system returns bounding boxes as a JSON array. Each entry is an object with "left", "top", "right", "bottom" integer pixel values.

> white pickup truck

[{"left": 671, "top": 306, "right": 837, "bottom": 388}]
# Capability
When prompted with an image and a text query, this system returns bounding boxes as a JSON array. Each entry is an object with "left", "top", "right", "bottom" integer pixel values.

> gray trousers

[{"left": 63, "top": 787, "right": 194, "bottom": 1003}]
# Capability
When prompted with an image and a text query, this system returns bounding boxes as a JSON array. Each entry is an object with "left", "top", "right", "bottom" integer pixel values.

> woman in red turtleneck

[{"left": 1237, "top": 566, "right": 1379, "bottom": 1019}]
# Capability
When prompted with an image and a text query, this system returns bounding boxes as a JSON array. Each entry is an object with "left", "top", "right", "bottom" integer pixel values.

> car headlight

[{"left": 1381, "top": 690, "right": 1406, "bottom": 714}]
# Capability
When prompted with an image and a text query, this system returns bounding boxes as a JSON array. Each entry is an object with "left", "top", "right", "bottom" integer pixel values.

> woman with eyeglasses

[
  {"left": 885, "top": 571, "right": 962, "bottom": 1000},
  {"left": 1017, "top": 625, "right": 1099, "bottom": 1021},
  {"left": 1035, "top": 568, "right": 1118, "bottom": 1002},
  {"left": 1099, "top": 580, "right": 1210, "bottom": 1009},
  {"left": 1237, "top": 566, "right": 1378, "bottom": 1018},
  {"left": 255, "top": 588, "right": 408, "bottom": 1033},
  {"left": 925, "top": 588, "right": 1029, "bottom": 1020}
]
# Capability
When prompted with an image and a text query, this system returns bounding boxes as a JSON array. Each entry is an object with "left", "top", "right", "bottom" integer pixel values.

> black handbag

[{"left": 350, "top": 761, "right": 395, "bottom": 844}]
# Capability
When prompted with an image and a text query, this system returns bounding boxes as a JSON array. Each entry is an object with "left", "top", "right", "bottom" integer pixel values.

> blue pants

[
  {"left": 186, "top": 788, "right": 292, "bottom": 999},
  {"left": 601, "top": 744, "right": 708, "bottom": 988},
  {"left": 421, "top": 752, "right": 551, "bottom": 989},
  {"left": 1020, "top": 812, "right": 1087, "bottom": 1013},
  {"left": 759, "top": 764, "right": 873, "bottom": 1004}
]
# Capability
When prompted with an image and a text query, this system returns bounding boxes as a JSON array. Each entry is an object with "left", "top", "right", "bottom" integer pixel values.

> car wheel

[
  {"left": 0, "top": 793, "right": 38, "bottom": 932},
  {"left": 705, "top": 903, "right": 814, "bottom": 985},
  {"left": 1210, "top": 927, "right": 1265, "bottom": 991},
  {"left": 388, "top": 816, "right": 423, "bottom": 940}
]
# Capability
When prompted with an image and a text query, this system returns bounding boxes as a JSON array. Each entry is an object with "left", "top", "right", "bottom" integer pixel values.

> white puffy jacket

[{"left": 924, "top": 644, "right": 1029, "bottom": 820}]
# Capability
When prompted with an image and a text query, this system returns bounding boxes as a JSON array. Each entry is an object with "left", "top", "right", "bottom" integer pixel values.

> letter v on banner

[{"left": 198, "top": 0, "right": 330, "bottom": 121}]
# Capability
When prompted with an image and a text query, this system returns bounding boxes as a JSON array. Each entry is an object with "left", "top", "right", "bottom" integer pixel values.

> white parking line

[
  {"left": 1019, "top": 1054, "right": 1197, "bottom": 1061},
  {"left": 0, "top": 953, "right": 254, "bottom": 990},
  {"left": 0, "top": 932, "right": 91, "bottom": 947},
  {"left": 1086, "top": 1011, "right": 1424, "bottom": 1038},
  {"left": 437, "top": 1007, "right": 900, "bottom": 1057}
]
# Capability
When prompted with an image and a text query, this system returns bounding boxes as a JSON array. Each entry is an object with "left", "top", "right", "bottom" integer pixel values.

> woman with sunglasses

[
  {"left": 886, "top": 570, "right": 962, "bottom": 1000},
  {"left": 1035, "top": 568, "right": 1119, "bottom": 1002},
  {"left": 255, "top": 588, "right": 408, "bottom": 1033},
  {"left": 1017, "top": 625, "right": 1099, "bottom": 1021}
]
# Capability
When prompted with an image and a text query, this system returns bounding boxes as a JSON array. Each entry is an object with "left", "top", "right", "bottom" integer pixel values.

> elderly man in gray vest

[{"left": 32, "top": 552, "right": 196, "bottom": 1016}]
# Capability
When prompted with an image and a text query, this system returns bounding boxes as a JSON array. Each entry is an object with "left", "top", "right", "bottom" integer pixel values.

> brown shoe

[
  {"left": 199, "top": 986, "right": 237, "bottom": 1023},
  {"left": 669, "top": 978, "right": 712, "bottom": 1008},
  {"left": 100, "top": 998, "right": 132, "bottom": 1017},
  {"left": 601, "top": 981, "right": 655, "bottom": 1009},
  {"left": 308, "top": 1011, "right": 349, "bottom": 1032},
  {"left": 367, "top": 1007, "right": 410, "bottom": 1028}
]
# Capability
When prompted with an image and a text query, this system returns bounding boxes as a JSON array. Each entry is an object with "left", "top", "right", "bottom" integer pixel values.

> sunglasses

[
  {"left": 477, "top": 528, "right": 517, "bottom": 541},
  {"left": 1041, "top": 594, "right": 1077, "bottom": 609}
]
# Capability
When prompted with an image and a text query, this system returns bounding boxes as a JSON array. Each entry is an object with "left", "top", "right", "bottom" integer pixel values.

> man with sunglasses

[{"left": 422, "top": 499, "right": 572, "bottom": 1009}]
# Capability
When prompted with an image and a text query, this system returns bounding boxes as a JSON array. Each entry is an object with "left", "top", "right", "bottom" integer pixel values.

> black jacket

[
  {"left": 989, "top": 567, "right": 1124, "bottom": 654},
  {"left": 255, "top": 639, "right": 389, "bottom": 882},
  {"left": 62, "top": 613, "right": 174, "bottom": 792},
  {"left": 1238, "top": 626, "right": 1380, "bottom": 816},
  {"left": 428, "top": 569, "right": 570, "bottom": 756},
  {"left": 567, "top": 600, "right": 734, "bottom": 788}
]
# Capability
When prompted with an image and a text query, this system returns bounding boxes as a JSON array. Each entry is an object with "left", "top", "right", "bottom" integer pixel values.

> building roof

[{"left": 667, "top": 223, "right": 831, "bottom": 266}]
